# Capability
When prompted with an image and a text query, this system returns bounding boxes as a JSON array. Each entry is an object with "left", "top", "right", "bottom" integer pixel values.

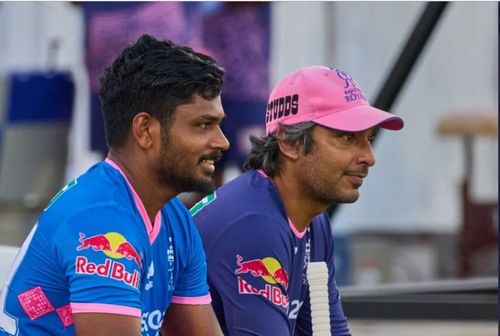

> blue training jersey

[
  {"left": 192, "top": 169, "right": 350, "bottom": 335},
  {"left": 0, "top": 159, "right": 210, "bottom": 336}
]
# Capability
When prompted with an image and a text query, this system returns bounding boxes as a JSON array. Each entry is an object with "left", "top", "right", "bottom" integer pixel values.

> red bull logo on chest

[
  {"left": 75, "top": 231, "right": 143, "bottom": 288},
  {"left": 235, "top": 255, "right": 289, "bottom": 308}
]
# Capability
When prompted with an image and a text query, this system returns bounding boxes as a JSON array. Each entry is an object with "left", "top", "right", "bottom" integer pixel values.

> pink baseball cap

[{"left": 265, "top": 66, "right": 404, "bottom": 135}]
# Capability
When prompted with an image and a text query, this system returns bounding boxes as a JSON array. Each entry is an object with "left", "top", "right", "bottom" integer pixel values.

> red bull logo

[
  {"left": 273, "top": 267, "right": 289, "bottom": 290},
  {"left": 77, "top": 233, "right": 112, "bottom": 252},
  {"left": 75, "top": 257, "right": 140, "bottom": 289},
  {"left": 75, "top": 232, "right": 143, "bottom": 289},
  {"left": 238, "top": 278, "right": 288, "bottom": 308},
  {"left": 235, "top": 255, "right": 289, "bottom": 289},
  {"left": 77, "top": 232, "right": 142, "bottom": 267},
  {"left": 235, "top": 255, "right": 289, "bottom": 308}
]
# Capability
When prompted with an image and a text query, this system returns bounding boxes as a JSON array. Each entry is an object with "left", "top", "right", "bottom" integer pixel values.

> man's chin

[
  {"left": 188, "top": 177, "right": 216, "bottom": 195},
  {"left": 166, "top": 174, "right": 216, "bottom": 196},
  {"left": 332, "top": 190, "right": 360, "bottom": 204}
]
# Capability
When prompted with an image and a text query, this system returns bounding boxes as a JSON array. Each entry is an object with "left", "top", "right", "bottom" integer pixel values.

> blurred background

[{"left": 0, "top": 2, "right": 497, "bottom": 335}]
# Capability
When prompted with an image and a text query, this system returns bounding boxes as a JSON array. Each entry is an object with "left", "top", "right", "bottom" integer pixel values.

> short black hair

[{"left": 99, "top": 34, "right": 224, "bottom": 148}]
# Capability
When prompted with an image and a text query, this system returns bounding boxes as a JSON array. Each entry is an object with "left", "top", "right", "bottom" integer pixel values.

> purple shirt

[{"left": 192, "top": 169, "right": 350, "bottom": 335}]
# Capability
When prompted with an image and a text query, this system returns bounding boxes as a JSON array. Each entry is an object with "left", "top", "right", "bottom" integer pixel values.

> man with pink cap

[{"left": 193, "top": 66, "right": 404, "bottom": 335}]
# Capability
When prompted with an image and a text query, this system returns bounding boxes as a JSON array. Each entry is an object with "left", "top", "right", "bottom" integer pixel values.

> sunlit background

[{"left": 0, "top": 2, "right": 497, "bottom": 335}]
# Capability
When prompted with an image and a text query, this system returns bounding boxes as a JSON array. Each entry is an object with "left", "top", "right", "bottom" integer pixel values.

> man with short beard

[
  {"left": 193, "top": 66, "right": 404, "bottom": 335},
  {"left": 0, "top": 34, "right": 228, "bottom": 336}
]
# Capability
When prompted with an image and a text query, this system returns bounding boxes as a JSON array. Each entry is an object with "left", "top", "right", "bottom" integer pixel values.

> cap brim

[{"left": 312, "top": 105, "right": 404, "bottom": 131}]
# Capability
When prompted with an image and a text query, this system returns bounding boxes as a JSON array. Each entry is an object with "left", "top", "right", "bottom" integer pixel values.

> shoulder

[
  {"left": 42, "top": 162, "right": 132, "bottom": 225},
  {"left": 201, "top": 212, "right": 290, "bottom": 256},
  {"left": 35, "top": 202, "right": 148, "bottom": 280},
  {"left": 193, "top": 171, "right": 283, "bottom": 230},
  {"left": 229, "top": 213, "right": 291, "bottom": 244},
  {"left": 194, "top": 170, "right": 273, "bottom": 213},
  {"left": 31, "top": 202, "right": 144, "bottom": 266},
  {"left": 45, "top": 197, "right": 138, "bottom": 231}
]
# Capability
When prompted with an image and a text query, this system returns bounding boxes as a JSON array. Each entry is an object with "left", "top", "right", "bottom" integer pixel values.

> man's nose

[
  {"left": 212, "top": 126, "right": 230, "bottom": 151},
  {"left": 357, "top": 142, "right": 375, "bottom": 167}
]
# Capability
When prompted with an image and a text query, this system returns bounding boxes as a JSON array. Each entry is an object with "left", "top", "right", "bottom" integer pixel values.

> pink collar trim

[
  {"left": 105, "top": 158, "right": 161, "bottom": 244},
  {"left": 256, "top": 169, "right": 307, "bottom": 239}
]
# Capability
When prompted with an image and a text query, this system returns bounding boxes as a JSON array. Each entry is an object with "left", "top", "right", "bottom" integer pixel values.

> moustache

[
  {"left": 346, "top": 166, "right": 369, "bottom": 176},
  {"left": 199, "top": 151, "right": 223, "bottom": 163}
]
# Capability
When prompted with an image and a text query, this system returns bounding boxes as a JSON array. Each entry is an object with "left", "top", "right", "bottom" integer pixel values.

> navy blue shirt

[{"left": 193, "top": 169, "right": 350, "bottom": 335}]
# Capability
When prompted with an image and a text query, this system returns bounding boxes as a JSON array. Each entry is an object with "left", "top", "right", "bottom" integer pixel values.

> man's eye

[
  {"left": 340, "top": 132, "right": 355, "bottom": 141},
  {"left": 199, "top": 123, "right": 208, "bottom": 129},
  {"left": 369, "top": 128, "right": 379, "bottom": 143}
]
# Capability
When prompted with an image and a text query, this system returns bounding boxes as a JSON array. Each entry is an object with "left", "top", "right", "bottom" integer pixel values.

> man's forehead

[
  {"left": 317, "top": 124, "right": 379, "bottom": 134},
  {"left": 174, "top": 95, "right": 224, "bottom": 118}
]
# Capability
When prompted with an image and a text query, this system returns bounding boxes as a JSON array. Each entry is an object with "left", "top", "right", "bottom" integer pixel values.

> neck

[
  {"left": 271, "top": 171, "right": 327, "bottom": 233},
  {"left": 108, "top": 150, "right": 175, "bottom": 224}
]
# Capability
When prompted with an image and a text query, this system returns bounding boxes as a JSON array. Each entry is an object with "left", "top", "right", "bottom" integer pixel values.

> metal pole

[{"left": 373, "top": 2, "right": 449, "bottom": 111}]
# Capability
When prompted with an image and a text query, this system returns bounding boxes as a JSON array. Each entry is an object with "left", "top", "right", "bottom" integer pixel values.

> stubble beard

[
  {"left": 301, "top": 166, "right": 360, "bottom": 206},
  {"left": 158, "top": 138, "right": 216, "bottom": 196}
]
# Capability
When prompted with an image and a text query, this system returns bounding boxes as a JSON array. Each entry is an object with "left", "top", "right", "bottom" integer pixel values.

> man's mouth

[
  {"left": 199, "top": 152, "right": 222, "bottom": 164},
  {"left": 199, "top": 152, "right": 222, "bottom": 174},
  {"left": 201, "top": 159, "right": 215, "bottom": 166},
  {"left": 344, "top": 171, "right": 368, "bottom": 186}
]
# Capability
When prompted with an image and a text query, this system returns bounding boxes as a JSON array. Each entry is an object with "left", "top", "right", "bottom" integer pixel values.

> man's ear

[
  {"left": 131, "top": 112, "right": 159, "bottom": 149},
  {"left": 276, "top": 130, "right": 300, "bottom": 160}
]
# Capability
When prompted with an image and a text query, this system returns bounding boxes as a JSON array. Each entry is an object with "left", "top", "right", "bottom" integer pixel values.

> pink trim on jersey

[
  {"left": 105, "top": 158, "right": 161, "bottom": 244},
  {"left": 288, "top": 218, "right": 306, "bottom": 238},
  {"left": 70, "top": 303, "right": 141, "bottom": 317},
  {"left": 256, "top": 169, "right": 267, "bottom": 177},
  {"left": 256, "top": 169, "right": 307, "bottom": 238},
  {"left": 171, "top": 294, "right": 211, "bottom": 305}
]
